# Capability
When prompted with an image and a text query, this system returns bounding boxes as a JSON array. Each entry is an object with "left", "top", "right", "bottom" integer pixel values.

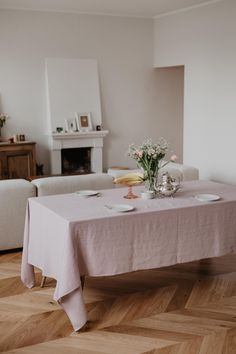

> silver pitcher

[{"left": 156, "top": 172, "right": 180, "bottom": 197}]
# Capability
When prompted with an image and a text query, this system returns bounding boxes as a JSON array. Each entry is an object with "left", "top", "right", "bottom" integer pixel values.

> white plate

[
  {"left": 76, "top": 190, "right": 99, "bottom": 197},
  {"left": 105, "top": 204, "right": 135, "bottom": 212},
  {"left": 195, "top": 194, "right": 221, "bottom": 202}
]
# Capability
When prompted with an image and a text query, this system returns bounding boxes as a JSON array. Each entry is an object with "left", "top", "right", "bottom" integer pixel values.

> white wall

[
  {"left": 0, "top": 9, "right": 183, "bottom": 173},
  {"left": 46, "top": 58, "right": 102, "bottom": 131},
  {"left": 154, "top": 0, "right": 236, "bottom": 184}
]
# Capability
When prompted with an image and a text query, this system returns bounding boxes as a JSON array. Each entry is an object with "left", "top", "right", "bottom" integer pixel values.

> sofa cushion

[
  {"left": 161, "top": 162, "right": 199, "bottom": 181},
  {"left": 0, "top": 179, "right": 36, "bottom": 250},
  {"left": 32, "top": 173, "right": 114, "bottom": 197}
]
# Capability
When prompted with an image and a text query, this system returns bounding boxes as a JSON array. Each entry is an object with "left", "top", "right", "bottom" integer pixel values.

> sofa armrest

[{"left": 0, "top": 179, "right": 36, "bottom": 250}]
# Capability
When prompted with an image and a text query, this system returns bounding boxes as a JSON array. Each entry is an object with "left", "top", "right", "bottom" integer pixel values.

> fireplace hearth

[{"left": 61, "top": 147, "right": 91, "bottom": 174}]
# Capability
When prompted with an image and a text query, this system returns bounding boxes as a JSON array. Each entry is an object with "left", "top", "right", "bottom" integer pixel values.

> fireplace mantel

[
  {"left": 48, "top": 130, "right": 109, "bottom": 174},
  {"left": 52, "top": 130, "right": 109, "bottom": 140}
]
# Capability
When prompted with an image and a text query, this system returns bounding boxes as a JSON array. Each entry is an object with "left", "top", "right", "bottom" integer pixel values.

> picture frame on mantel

[
  {"left": 76, "top": 112, "right": 93, "bottom": 132},
  {"left": 65, "top": 118, "right": 77, "bottom": 133}
]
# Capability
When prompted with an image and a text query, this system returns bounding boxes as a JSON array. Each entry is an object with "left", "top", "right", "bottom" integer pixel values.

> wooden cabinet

[{"left": 0, "top": 142, "right": 36, "bottom": 179}]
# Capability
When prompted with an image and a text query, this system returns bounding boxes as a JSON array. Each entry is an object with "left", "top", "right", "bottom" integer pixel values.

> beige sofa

[
  {"left": 0, "top": 173, "right": 114, "bottom": 251},
  {"left": 0, "top": 164, "right": 198, "bottom": 251}
]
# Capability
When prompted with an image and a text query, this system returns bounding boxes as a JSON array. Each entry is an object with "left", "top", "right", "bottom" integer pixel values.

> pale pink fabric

[{"left": 21, "top": 180, "right": 236, "bottom": 330}]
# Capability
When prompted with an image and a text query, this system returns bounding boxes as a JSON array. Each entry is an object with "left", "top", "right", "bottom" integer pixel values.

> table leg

[
  {"left": 40, "top": 276, "right": 46, "bottom": 288},
  {"left": 80, "top": 275, "right": 85, "bottom": 290}
]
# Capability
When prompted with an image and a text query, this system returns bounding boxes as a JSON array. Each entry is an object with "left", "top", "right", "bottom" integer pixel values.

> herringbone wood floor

[{"left": 0, "top": 251, "right": 236, "bottom": 353}]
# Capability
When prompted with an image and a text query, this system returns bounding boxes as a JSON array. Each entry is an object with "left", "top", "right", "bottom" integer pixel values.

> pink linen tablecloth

[{"left": 21, "top": 180, "right": 236, "bottom": 331}]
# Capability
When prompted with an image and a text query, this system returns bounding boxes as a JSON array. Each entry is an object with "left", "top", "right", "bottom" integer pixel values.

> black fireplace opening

[{"left": 61, "top": 147, "right": 91, "bottom": 174}]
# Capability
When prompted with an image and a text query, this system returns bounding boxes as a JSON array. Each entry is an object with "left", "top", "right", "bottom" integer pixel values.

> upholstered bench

[
  {"left": 31, "top": 173, "right": 114, "bottom": 196},
  {"left": 107, "top": 162, "right": 199, "bottom": 181}
]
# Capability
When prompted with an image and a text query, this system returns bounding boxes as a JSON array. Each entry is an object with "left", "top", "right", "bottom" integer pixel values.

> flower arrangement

[
  {"left": 128, "top": 138, "right": 176, "bottom": 191},
  {"left": 0, "top": 113, "right": 9, "bottom": 128}
]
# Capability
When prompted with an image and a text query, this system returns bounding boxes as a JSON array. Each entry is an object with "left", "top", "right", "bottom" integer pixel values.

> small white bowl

[{"left": 140, "top": 191, "right": 155, "bottom": 199}]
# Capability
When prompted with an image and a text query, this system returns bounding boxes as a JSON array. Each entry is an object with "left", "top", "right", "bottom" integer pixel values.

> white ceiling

[{"left": 0, "top": 0, "right": 221, "bottom": 18}]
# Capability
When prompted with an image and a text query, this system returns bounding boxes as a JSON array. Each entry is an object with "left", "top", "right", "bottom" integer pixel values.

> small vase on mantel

[
  {"left": 0, "top": 121, "right": 4, "bottom": 137},
  {"left": 0, "top": 114, "right": 10, "bottom": 138}
]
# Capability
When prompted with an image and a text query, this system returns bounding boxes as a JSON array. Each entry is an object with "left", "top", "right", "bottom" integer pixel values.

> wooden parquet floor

[{"left": 0, "top": 251, "right": 236, "bottom": 353}]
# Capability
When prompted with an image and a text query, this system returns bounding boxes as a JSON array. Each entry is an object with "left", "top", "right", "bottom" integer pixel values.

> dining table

[{"left": 21, "top": 180, "right": 236, "bottom": 331}]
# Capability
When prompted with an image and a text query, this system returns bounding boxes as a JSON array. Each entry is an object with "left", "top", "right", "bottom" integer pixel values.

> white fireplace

[
  {"left": 49, "top": 130, "right": 109, "bottom": 174},
  {"left": 45, "top": 58, "right": 107, "bottom": 174}
]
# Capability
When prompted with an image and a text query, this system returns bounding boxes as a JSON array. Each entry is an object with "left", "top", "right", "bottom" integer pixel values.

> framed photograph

[
  {"left": 76, "top": 112, "right": 93, "bottom": 132},
  {"left": 65, "top": 118, "right": 77, "bottom": 132}
]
